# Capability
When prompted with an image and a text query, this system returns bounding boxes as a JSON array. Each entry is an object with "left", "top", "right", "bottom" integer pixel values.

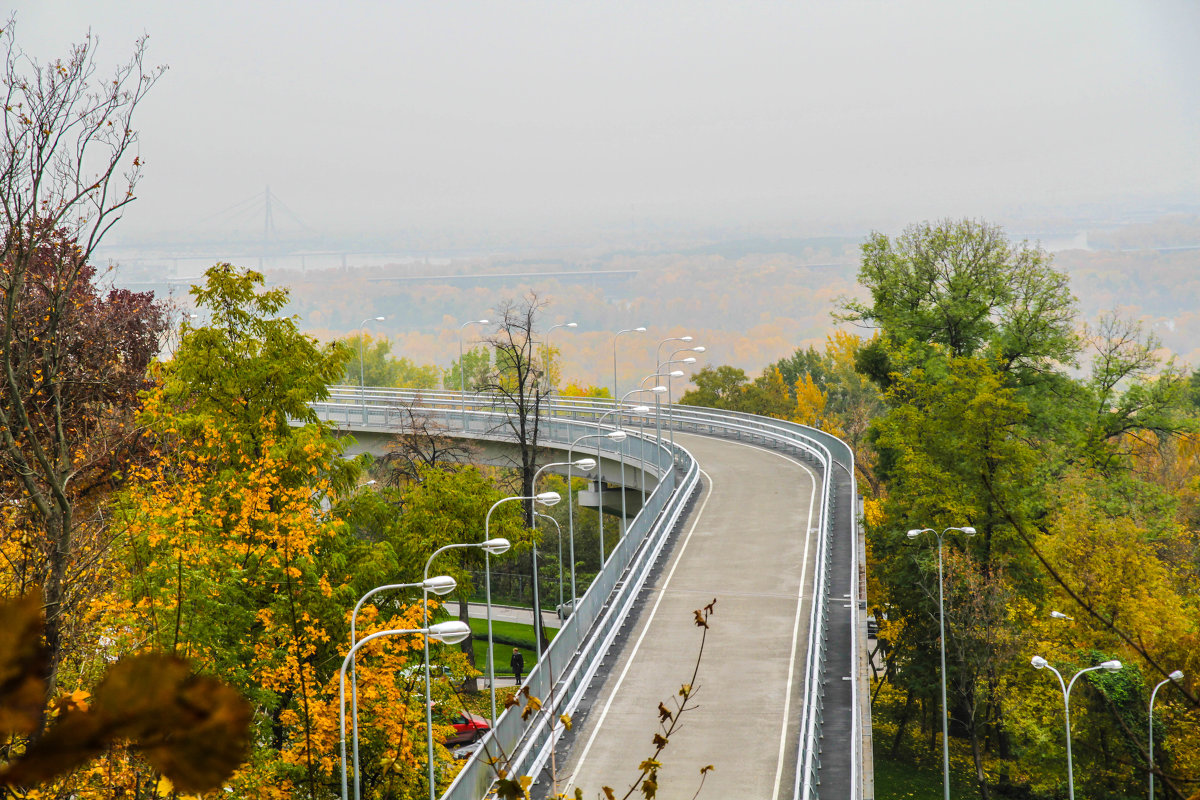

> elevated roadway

[{"left": 310, "top": 388, "right": 870, "bottom": 800}]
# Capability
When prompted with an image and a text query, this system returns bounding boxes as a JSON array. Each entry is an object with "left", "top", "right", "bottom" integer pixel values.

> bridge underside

[{"left": 334, "top": 428, "right": 658, "bottom": 519}]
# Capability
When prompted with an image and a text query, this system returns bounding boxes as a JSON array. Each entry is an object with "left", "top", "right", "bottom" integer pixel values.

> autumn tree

[
  {"left": 0, "top": 21, "right": 165, "bottom": 705},
  {"left": 479, "top": 293, "right": 553, "bottom": 649}
]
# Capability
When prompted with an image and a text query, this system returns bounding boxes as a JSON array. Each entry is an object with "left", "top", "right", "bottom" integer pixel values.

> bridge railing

[{"left": 313, "top": 387, "right": 860, "bottom": 800}]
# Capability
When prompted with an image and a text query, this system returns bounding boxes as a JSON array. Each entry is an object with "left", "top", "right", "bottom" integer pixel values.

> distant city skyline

[{"left": 19, "top": 1, "right": 1200, "bottom": 249}]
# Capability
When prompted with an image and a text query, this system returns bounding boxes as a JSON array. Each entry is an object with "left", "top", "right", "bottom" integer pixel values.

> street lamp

[
  {"left": 530, "top": 458, "right": 596, "bottom": 657},
  {"left": 544, "top": 321, "right": 579, "bottom": 394},
  {"left": 1030, "top": 656, "right": 1123, "bottom": 800},
  {"left": 483, "top": 492, "right": 561, "bottom": 726},
  {"left": 663, "top": 351, "right": 702, "bottom": 452},
  {"left": 566, "top": 429, "right": 626, "bottom": 609},
  {"left": 534, "top": 511, "right": 565, "bottom": 619},
  {"left": 339, "top": 621, "right": 471, "bottom": 800},
  {"left": 458, "top": 318, "right": 490, "bottom": 430},
  {"left": 1050, "top": 610, "right": 1075, "bottom": 621},
  {"left": 1150, "top": 669, "right": 1184, "bottom": 800},
  {"left": 420, "top": 539, "right": 508, "bottom": 799},
  {"left": 597, "top": 391, "right": 660, "bottom": 562},
  {"left": 348, "top": 576, "right": 456, "bottom": 800},
  {"left": 907, "top": 525, "right": 976, "bottom": 800},
  {"left": 613, "top": 326, "right": 647, "bottom": 404},
  {"left": 358, "top": 316, "right": 385, "bottom": 422}
]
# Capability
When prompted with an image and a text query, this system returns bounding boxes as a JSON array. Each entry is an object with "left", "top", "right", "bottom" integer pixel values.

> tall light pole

[
  {"left": 666, "top": 346, "right": 704, "bottom": 451},
  {"left": 422, "top": 539, "right": 509, "bottom": 800},
  {"left": 1031, "top": 656, "right": 1123, "bottom": 800},
  {"left": 907, "top": 525, "right": 976, "bottom": 800},
  {"left": 339, "top": 622, "right": 471, "bottom": 800},
  {"left": 597, "top": 390, "right": 661, "bottom": 563},
  {"left": 535, "top": 511, "right": 565, "bottom": 617},
  {"left": 1149, "top": 669, "right": 1184, "bottom": 800},
  {"left": 348, "top": 576, "right": 455, "bottom": 800},
  {"left": 458, "top": 318, "right": 489, "bottom": 430},
  {"left": 531, "top": 458, "right": 595, "bottom": 656},
  {"left": 612, "top": 326, "right": 646, "bottom": 404},
  {"left": 544, "top": 321, "right": 578, "bottom": 394},
  {"left": 653, "top": 337, "right": 691, "bottom": 454},
  {"left": 484, "top": 491, "right": 561, "bottom": 726},
  {"left": 566, "top": 429, "right": 626, "bottom": 608},
  {"left": 358, "top": 316, "right": 385, "bottom": 423}
]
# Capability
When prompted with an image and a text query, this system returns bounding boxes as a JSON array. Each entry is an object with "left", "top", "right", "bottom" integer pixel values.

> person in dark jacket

[{"left": 510, "top": 647, "right": 525, "bottom": 684}]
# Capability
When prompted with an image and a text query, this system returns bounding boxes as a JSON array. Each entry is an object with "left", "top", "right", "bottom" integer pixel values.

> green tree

[
  {"left": 342, "top": 332, "right": 440, "bottom": 389},
  {"left": 444, "top": 346, "right": 492, "bottom": 393},
  {"left": 678, "top": 365, "right": 750, "bottom": 410},
  {"left": 840, "top": 218, "right": 1078, "bottom": 386}
]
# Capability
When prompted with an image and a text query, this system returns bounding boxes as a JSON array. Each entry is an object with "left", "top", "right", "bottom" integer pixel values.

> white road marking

[{"left": 564, "top": 468, "right": 717, "bottom": 795}]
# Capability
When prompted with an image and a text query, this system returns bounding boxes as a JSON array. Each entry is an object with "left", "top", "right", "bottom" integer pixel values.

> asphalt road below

[{"left": 557, "top": 432, "right": 820, "bottom": 800}]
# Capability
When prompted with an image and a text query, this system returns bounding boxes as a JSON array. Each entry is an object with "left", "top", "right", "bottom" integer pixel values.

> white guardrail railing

[{"left": 311, "top": 386, "right": 861, "bottom": 800}]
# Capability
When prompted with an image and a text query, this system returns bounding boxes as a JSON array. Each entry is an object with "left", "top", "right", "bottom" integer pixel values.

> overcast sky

[{"left": 16, "top": 1, "right": 1200, "bottom": 243}]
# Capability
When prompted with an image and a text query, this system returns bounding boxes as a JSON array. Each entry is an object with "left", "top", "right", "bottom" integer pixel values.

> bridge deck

[{"left": 547, "top": 432, "right": 820, "bottom": 800}]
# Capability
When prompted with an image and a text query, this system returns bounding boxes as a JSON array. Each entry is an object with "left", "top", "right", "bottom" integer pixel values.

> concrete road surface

[{"left": 556, "top": 432, "right": 819, "bottom": 800}]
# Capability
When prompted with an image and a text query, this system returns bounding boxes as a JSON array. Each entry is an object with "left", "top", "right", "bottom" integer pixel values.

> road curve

[{"left": 557, "top": 432, "right": 819, "bottom": 800}]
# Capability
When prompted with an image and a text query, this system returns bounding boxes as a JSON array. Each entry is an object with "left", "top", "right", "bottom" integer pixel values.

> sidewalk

[{"left": 465, "top": 602, "right": 561, "bottom": 630}]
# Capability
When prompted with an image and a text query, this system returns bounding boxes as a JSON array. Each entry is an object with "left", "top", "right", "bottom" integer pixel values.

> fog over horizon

[{"left": 18, "top": 1, "right": 1200, "bottom": 248}]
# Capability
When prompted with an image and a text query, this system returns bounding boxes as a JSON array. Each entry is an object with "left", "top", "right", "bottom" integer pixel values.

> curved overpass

[{"left": 311, "top": 388, "right": 870, "bottom": 800}]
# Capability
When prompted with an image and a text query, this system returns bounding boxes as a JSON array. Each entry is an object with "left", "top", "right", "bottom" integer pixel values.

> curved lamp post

[
  {"left": 665, "top": 349, "right": 704, "bottom": 451},
  {"left": 566, "top": 429, "right": 627, "bottom": 609},
  {"left": 612, "top": 326, "right": 647, "bottom": 403},
  {"left": 1150, "top": 669, "right": 1184, "bottom": 800},
  {"left": 458, "top": 318, "right": 490, "bottom": 430},
  {"left": 484, "top": 492, "right": 560, "bottom": 726},
  {"left": 420, "top": 539, "right": 509, "bottom": 799},
  {"left": 1031, "top": 656, "right": 1123, "bottom": 800},
  {"left": 340, "top": 621, "right": 471, "bottom": 800},
  {"left": 534, "top": 511, "right": 566, "bottom": 618},
  {"left": 348, "top": 576, "right": 456, "bottom": 800},
  {"left": 597, "top": 391, "right": 661, "bottom": 563},
  {"left": 358, "top": 316, "right": 385, "bottom": 422},
  {"left": 530, "top": 458, "right": 595, "bottom": 657},
  {"left": 907, "top": 525, "right": 976, "bottom": 800},
  {"left": 544, "top": 321, "right": 579, "bottom": 394}
]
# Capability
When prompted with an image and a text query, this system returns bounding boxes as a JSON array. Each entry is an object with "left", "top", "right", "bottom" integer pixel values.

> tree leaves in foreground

[{"left": 0, "top": 593, "right": 250, "bottom": 792}]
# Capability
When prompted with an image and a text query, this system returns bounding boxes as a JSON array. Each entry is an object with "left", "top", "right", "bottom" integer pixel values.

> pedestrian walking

[{"left": 510, "top": 647, "right": 525, "bottom": 685}]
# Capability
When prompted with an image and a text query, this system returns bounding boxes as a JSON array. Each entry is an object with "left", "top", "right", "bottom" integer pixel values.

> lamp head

[
  {"left": 1100, "top": 660, "right": 1122, "bottom": 671},
  {"left": 960, "top": 526, "right": 977, "bottom": 536},
  {"left": 680, "top": 336, "right": 693, "bottom": 342},
  {"left": 566, "top": 322, "right": 578, "bottom": 328},
  {"left": 681, "top": 357, "right": 697, "bottom": 364},
  {"left": 629, "top": 405, "right": 651, "bottom": 414},
  {"left": 1031, "top": 655, "right": 1049, "bottom": 669},
  {"left": 428, "top": 621, "right": 471, "bottom": 645},
  {"left": 482, "top": 537, "right": 511, "bottom": 555},
  {"left": 607, "top": 430, "right": 628, "bottom": 442},
  {"left": 1049, "top": 610, "right": 1074, "bottom": 620},
  {"left": 669, "top": 370, "right": 684, "bottom": 378},
  {"left": 634, "top": 326, "right": 647, "bottom": 332},
  {"left": 478, "top": 318, "right": 490, "bottom": 325},
  {"left": 535, "top": 491, "right": 562, "bottom": 507},
  {"left": 650, "top": 385, "right": 667, "bottom": 394},
  {"left": 906, "top": 529, "right": 924, "bottom": 539},
  {"left": 574, "top": 457, "right": 597, "bottom": 470},
  {"left": 1170, "top": 670, "right": 1185, "bottom": 681},
  {"left": 691, "top": 346, "right": 706, "bottom": 353},
  {"left": 374, "top": 316, "right": 385, "bottom": 321},
  {"left": 423, "top": 575, "right": 457, "bottom": 596}
]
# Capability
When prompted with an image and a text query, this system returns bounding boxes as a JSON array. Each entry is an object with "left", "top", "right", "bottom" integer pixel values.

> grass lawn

[
  {"left": 467, "top": 618, "right": 556, "bottom": 676},
  {"left": 873, "top": 752, "right": 976, "bottom": 800}
]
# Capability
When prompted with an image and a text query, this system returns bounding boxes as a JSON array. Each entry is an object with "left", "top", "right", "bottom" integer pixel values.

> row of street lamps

[
  {"left": 909, "top": 525, "right": 1186, "bottom": 800},
  {"left": 344, "top": 318, "right": 708, "bottom": 799}
]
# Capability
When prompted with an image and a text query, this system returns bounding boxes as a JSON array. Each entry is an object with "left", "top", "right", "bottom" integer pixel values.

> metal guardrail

[{"left": 312, "top": 387, "right": 861, "bottom": 800}]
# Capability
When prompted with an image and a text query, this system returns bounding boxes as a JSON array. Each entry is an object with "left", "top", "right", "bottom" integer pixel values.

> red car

[{"left": 444, "top": 710, "right": 489, "bottom": 745}]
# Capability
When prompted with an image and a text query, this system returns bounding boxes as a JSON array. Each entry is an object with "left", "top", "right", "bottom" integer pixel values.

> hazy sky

[{"left": 16, "top": 1, "right": 1200, "bottom": 243}]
